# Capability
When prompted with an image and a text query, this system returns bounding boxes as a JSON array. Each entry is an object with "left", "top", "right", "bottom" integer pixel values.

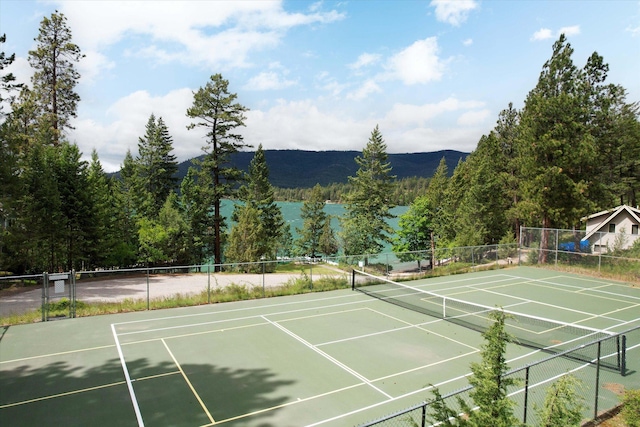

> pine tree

[
  {"left": 340, "top": 125, "right": 396, "bottom": 259},
  {"left": 186, "top": 74, "right": 249, "bottom": 268},
  {"left": 233, "top": 144, "right": 284, "bottom": 261},
  {"left": 428, "top": 310, "right": 521, "bottom": 427},
  {"left": 28, "top": 11, "right": 83, "bottom": 146},
  {"left": 535, "top": 374, "right": 585, "bottom": 427},
  {"left": 319, "top": 216, "right": 339, "bottom": 257},
  {"left": 225, "top": 205, "right": 266, "bottom": 270},
  {"left": 134, "top": 114, "right": 178, "bottom": 218},
  {"left": 296, "top": 184, "right": 328, "bottom": 258}
]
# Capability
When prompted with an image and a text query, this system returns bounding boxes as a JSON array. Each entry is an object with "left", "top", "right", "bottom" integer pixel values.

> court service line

[
  {"left": 525, "top": 280, "right": 640, "bottom": 305},
  {"left": 0, "top": 344, "right": 116, "bottom": 365},
  {"left": 371, "top": 350, "right": 479, "bottom": 383},
  {"left": 114, "top": 296, "right": 380, "bottom": 337},
  {"left": 503, "top": 274, "right": 640, "bottom": 301},
  {"left": 364, "top": 307, "right": 479, "bottom": 351},
  {"left": 316, "top": 316, "right": 444, "bottom": 347},
  {"left": 468, "top": 285, "right": 626, "bottom": 323},
  {"left": 260, "top": 315, "right": 392, "bottom": 399},
  {"left": 0, "top": 380, "right": 126, "bottom": 409},
  {"left": 111, "top": 324, "right": 145, "bottom": 427},
  {"left": 112, "top": 289, "right": 363, "bottom": 326},
  {"left": 161, "top": 339, "right": 215, "bottom": 425}
]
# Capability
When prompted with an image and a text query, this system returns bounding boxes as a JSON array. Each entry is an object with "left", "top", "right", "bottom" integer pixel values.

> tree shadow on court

[{"left": 1, "top": 356, "right": 296, "bottom": 426}]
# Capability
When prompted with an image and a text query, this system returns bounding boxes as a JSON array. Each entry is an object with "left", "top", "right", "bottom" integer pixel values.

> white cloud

[
  {"left": 531, "top": 28, "right": 553, "bottom": 41},
  {"left": 56, "top": 1, "right": 345, "bottom": 70},
  {"left": 78, "top": 50, "right": 115, "bottom": 85},
  {"left": 346, "top": 79, "right": 382, "bottom": 100},
  {"left": 69, "top": 88, "right": 195, "bottom": 171},
  {"left": 74, "top": 91, "right": 486, "bottom": 171},
  {"left": 3, "top": 56, "right": 32, "bottom": 88},
  {"left": 244, "top": 71, "right": 297, "bottom": 90},
  {"left": 457, "top": 109, "right": 490, "bottom": 126},
  {"left": 385, "top": 37, "right": 445, "bottom": 85},
  {"left": 384, "top": 97, "right": 485, "bottom": 126},
  {"left": 531, "top": 25, "right": 580, "bottom": 41},
  {"left": 558, "top": 25, "right": 580, "bottom": 37},
  {"left": 463, "top": 38, "right": 473, "bottom": 46},
  {"left": 348, "top": 53, "right": 382, "bottom": 70},
  {"left": 243, "top": 99, "right": 374, "bottom": 151},
  {"left": 430, "top": 0, "right": 478, "bottom": 26},
  {"left": 627, "top": 25, "right": 640, "bottom": 37}
]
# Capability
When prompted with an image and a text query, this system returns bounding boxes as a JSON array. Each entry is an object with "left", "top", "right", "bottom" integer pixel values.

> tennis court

[{"left": 1, "top": 266, "right": 639, "bottom": 426}]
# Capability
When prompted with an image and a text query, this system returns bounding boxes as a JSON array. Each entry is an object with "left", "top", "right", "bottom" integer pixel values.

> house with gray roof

[{"left": 582, "top": 205, "right": 640, "bottom": 253}]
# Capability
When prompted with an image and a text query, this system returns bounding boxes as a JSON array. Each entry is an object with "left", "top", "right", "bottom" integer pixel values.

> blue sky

[{"left": 1, "top": 0, "right": 639, "bottom": 172}]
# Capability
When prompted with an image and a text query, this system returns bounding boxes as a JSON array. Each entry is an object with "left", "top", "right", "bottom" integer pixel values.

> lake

[{"left": 220, "top": 200, "right": 408, "bottom": 248}]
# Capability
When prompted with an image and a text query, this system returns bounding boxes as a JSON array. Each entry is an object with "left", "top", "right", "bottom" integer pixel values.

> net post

[
  {"left": 442, "top": 297, "right": 446, "bottom": 318},
  {"left": 621, "top": 335, "right": 627, "bottom": 376},
  {"left": 351, "top": 269, "right": 355, "bottom": 290}
]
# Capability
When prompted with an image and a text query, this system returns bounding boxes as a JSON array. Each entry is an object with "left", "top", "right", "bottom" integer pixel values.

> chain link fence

[
  {"left": 519, "top": 227, "right": 640, "bottom": 281},
  {"left": 359, "top": 325, "right": 639, "bottom": 427}
]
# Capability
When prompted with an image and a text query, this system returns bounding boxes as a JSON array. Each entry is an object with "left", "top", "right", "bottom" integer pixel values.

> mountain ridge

[{"left": 176, "top": 149, "right": 468, "bottom": 188}]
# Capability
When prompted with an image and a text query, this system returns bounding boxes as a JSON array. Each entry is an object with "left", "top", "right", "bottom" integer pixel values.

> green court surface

[{"left": 1, "top": 266, "right": 639, "bottom": 426}]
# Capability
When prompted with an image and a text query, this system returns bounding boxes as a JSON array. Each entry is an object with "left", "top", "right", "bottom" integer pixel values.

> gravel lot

[{"left": 0, "top": 271, "right": 335, "bottom": 317}]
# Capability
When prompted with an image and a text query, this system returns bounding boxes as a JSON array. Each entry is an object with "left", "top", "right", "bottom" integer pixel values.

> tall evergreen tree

[
  {"left": 28, "top": 11, "right": 83, "bottom": 146},
  {"left": 237, "top": 144, "right": 284, "bottom": 257},
  {"left": 55, "top": 142, "right": 94, "bottom": 270},
  {"left": 340, "top": 125, "right": 396, "bottom": 259},
  {"left": 186, "top": 74, "right": 249, "bottom": 268},
  {"left": 518, "top": 35, "right": 602, "bottom": 262},
  {"left": 227, "top": 145, "right": 284, "bottom": 267},
  {"left": 319, "top": 216, "right": 339, "bottom": 257},
  {"left": 86, "top": 150, "right": 112, "bottom": 268},
  {"left": 296, "top": 184, "right": 329, "bottom": 258},
  {"left": 134, "top": 114, "right": 178, "bottom": 218},
  {"left": 225, "top": 205, "right": 265, "bottom": 270}
]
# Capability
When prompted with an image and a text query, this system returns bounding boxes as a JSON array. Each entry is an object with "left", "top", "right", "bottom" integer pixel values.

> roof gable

[{"left": 583, "top": 205, "right": 640, "bottom": 240}]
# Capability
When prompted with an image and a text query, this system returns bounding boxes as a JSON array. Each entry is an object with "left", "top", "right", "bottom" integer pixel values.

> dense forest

[{"left": 1, "top": 13, "right": 638, "bottom": 274}]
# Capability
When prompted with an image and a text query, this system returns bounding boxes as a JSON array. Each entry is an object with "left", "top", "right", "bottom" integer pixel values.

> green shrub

[{"left": 622, "top": 389, "right": 640, "bottom": 427}]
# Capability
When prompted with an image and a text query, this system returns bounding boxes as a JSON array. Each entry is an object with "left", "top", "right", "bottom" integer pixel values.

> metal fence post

[
  {"left": 146, "top": 267, "right": 150, "bottom": 310},
  {"left": 262, "top": 262, "right": 266, "bottom": 297},
  {"left": 42, "top": 272, "right": 48, "bottom": 322},
  {"left": 594, "top": 341, "right": 601, "bottom": 420},
  {"left": 523, "top": 366, "right": 530, "bottom": 424},
  {"left": 555, "top": 229, "right": 559, "bottom": 266},
  {"left": 207, "top": 264, "right": 211, "bottom": 304}
]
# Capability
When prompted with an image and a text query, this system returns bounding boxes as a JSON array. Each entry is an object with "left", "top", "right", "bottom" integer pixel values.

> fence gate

[{"left": 42, "top": 271, "right": 76, "bottom": 321}]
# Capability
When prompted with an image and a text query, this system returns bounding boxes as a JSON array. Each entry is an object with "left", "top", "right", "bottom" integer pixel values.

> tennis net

[{"left": 351, "top": 269, "right": 625, "bottom": 373}]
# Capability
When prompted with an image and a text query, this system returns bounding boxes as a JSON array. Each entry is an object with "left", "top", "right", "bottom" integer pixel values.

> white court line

[
  {"left": 260, "top": 315, "right": 392, "bottom": 399},
  {"left": 503, "top": 274, "right": 640, "bottom": 301},
  {"left": 115, "top": 302, "right": 373, "bottom": 338},
  {"left": 468, "top": 285, "right": 626, "bottom": 323},
  {"left": 111, "top": 324, "right": 144, "bottom": 427},
  {"left": 112, "top": 290, "right": 363, "bottom": 326}
]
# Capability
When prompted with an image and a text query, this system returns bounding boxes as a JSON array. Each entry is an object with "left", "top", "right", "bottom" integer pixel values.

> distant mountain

[{"left": 176, "top": 149, "right": 468, "bottom": 188}]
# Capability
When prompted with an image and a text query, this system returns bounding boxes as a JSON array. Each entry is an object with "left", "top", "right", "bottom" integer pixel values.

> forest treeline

[
  {"left": 273, "top": 176, "right": 431, "bottom": 206},
  {"left": 1, "top": 13, "right": 638, "bottom": 274}
]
